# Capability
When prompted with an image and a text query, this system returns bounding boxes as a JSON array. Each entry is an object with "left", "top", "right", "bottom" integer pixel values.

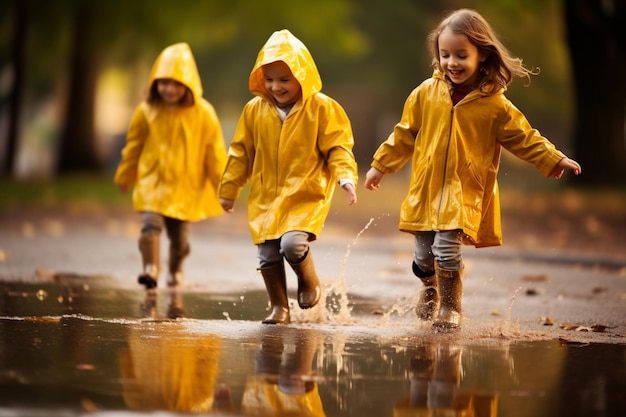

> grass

[
  {"left": 1, "top": 172, "right": 624, "bottom": 216},
  {"left": 0, "top": 174, "right": 131, "bottom": 211}
]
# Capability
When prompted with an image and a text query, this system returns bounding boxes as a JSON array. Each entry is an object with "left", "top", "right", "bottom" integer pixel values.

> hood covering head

[
  {"left": 249, "top": 29, "right": 322, "bottom": 102},
  {"left": 148, "top": 42, "right": 203, "bottom": 103}
]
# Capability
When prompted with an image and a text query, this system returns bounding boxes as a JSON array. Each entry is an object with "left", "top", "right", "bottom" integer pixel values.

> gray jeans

[
  {"left": 141, "top": 211, "right": 189, "bottom": 253},
  {"left": 413, "top": 229, "right": 464, "bottom": 272},
  {"left": 257, "top": 231, "right": 310, "bottom": 267}
]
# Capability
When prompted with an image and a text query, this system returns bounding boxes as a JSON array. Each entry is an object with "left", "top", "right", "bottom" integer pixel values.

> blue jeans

[
  {"left": 257, "top": 231, "right": 311, "bottom": 267},
  {"left": 413, "top": 229, "right": 464, "bottom": 273}
]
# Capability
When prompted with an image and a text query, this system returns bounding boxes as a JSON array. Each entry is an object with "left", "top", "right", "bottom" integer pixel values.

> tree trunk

[
  {"left": 3, "top": 0, "right": 27, "bottom": 176},
  {"left": 565, "top": 0, "right": 626, "bottom": 185},
  {"left": 56, "top": 3, "right": 102, "bottom": 173}
]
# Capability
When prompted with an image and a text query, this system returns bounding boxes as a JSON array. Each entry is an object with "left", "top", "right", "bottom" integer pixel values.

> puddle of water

[{"left": 1, "top": 279, "right": 625, "bottom": 417}]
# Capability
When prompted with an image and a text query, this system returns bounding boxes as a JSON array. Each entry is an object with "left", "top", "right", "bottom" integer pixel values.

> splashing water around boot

[{"left": 322, "top": 217, "right": 374, "bottom": 324}]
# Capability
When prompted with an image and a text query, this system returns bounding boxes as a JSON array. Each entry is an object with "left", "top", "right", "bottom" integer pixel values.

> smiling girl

[{"left": 364, "top": 9, "right": 581, "bottom": 330}]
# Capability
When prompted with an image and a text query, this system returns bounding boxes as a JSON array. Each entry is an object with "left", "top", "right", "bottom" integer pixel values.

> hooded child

[
  {"left": 219, "top": 30, "right": 359, "bottom": 325},
  {"left": 114, "top": 42, "right": 228, "bottom": 289}
]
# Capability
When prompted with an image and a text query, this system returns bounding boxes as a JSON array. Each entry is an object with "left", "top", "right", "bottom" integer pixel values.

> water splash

[{"left": 323, "top": 218, "right": 375, "bottom": 324}]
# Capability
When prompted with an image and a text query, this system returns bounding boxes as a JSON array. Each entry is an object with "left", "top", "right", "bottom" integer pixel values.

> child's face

[
  {"left": 262, "top": 61, "right": 301, "bottom": 108},
  {"left": 156, "top": 79, "right": 188, "bottom": 105},
  {"left": 437, "top": 26, "right": 485, "bottom": 87}
]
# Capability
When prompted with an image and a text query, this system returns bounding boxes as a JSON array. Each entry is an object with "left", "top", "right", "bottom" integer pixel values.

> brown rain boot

[
  {"left": 288, "top": 251, "right": 321, "bottom": 309},
  {"left": 138, "top": 234, "right": 160, "bottom": 289},
  {"left": 167, "top": 245, "right": 189, "bottom": 287},
  {"left": 433, "top": 266, "right": 463, "bottom": 330},
  {"left": 413, "top": 262, "right": 439, "bottom": 320},
  {"left": 259, "top": 261, "right": 290, "bottom": 324}
]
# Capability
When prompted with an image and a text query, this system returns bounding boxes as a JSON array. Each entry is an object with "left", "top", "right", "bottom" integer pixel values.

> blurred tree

[
  {"left": 565, "top": 0, "right": 626, "bottom": 185},
  {"left": 2, "top": 0, "right": 26, "bottom": 176},
  {"left": 1, "top": 0, "right": 366, "bottom": 176}
]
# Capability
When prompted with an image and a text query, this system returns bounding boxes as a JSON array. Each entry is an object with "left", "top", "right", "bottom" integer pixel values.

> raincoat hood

[
  {"left": 148, "top": 42, "right": 203, "bottom": 103},
  {"left": 249, "top": 29, "right": 322, "bottom": 102}
]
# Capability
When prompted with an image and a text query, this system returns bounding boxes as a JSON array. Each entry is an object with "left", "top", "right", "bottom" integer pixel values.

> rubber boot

[
  {"left": 167, "top": 245, "right": 189, "bottom": 287},
  {"left": 259, "top": 262, "right": 290, "bottom": 324},
  {"left": 138, "top": 234, "right": 160, "bottom": 289},
  {"left": 433, "top": 266, "right": 463, "bottom": 330},
  {"left": 288, "top": 251, "right": 321, "bottom": 309},
  {"left": 413, "top": 262, "right": 439, "bottom": 320}
]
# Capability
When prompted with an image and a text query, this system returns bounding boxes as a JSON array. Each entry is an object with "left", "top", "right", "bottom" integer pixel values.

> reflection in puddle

[{"left": 0, "top": 280, "right": 625, "bottom": 416}]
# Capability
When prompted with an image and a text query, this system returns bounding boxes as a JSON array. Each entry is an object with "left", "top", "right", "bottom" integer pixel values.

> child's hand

[
  {"left": 364, "top": 167, "right": 384, "bottom": 190},
  {"left": 220, "top": 197, "right": 235, "bottom": 213},
  {"left": 342, "top": 182, "right": 357, "bottom": 205},
  {"left": 549, "top": 157, "right": 582, "bottom": 179}
]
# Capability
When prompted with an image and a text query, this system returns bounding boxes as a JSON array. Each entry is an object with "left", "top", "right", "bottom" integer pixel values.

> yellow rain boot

[
  {"left": 138, "top": 234, "right": 160, "bottom": 289},
  {"left": 259, "top": 261, "right": 290, "bottom": 324},
  {"left": 433, "top": 266, "right": 463, "bottom": 330},
  {"left": 288, "top": 251, "right": 321, "bottom": 309}
]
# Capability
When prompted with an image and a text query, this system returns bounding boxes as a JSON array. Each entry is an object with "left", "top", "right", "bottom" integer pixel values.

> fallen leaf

[
  {"left": 543, "top": 317, "right": 554, "bottom": 326},
  {"left": 522, "top": 274, "right": 549, "bottom": 282}
]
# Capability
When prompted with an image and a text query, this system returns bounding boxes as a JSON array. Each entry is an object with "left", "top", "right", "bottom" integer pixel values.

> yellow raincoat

[
  {"left": 219, "top": 30, "right": 358, "bottom": 244},
  {"left": 372, "top": 70, "right": 565, "bottom": 247},
  {"left": 118, "top": 325, "right": 221, "bottom": 412},
  {"left": 114, "top": 42, "right": 227, "bottom": 221}
]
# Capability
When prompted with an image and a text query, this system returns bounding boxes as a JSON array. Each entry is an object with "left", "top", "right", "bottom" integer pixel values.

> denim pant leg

[
  {"left": 431, "top": 229, "right": 464, "bottom": 271},
  {"left": 257, "top": 231, "right": 310, "bottom": 267},
  {"left": 414, "top": 230, "right": 464, "bottom": 272},
  {"left": 279, "top": 231, "right": 310, "bottom": 263},
  {"left": 140, "top": 212, "right": 164, "bottom": 237},
  {"left": 413, "top": 231, "right": 436, "bottom": 274},
  {"left": 257, "top": 240, "right": 282, "bottom": 268}
]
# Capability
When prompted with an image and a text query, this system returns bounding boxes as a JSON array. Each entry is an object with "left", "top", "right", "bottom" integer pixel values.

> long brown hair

[{"left": 426, "top": 9, "right": 539, "bottom": 94}]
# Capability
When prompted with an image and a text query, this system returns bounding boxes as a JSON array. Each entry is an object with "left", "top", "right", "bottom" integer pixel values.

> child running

[
  {"left": 114, "top": 42, "right": 227, "bottom": 289},
  {"left": 219, "top": 30, "right": 358, "bottom": 324},
  {"left": 364, "top": 9, "right": 581, "bottom": 330}
]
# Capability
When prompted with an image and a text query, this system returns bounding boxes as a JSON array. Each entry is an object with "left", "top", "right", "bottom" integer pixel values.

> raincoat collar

[
  {"left": 249, "top": 30, "right": 322, "bottom": 103},
  {"left": 148, "top": 42, "right": 203, "bottom": 104},
  {"left": 432, "top": 69, "right": 505, "bottom": 98}
]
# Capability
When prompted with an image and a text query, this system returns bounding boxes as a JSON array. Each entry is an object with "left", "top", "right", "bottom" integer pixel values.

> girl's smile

[
  {"left": 262, "top": 61, "right": 302, "bottom": 108},
  {"left": 438, "top": 26, "right": 485, "bottom": 87}
]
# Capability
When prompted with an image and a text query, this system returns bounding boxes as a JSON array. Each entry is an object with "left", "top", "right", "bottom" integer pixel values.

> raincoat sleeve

[
  {"left": 371, "top": 87, "right": 422, "bottom": 174},
  {"left": 318, "top": 99, "right": 358, "bottom": 183},
  {"left": 497, "top": 99, "right": 566, "bottom": 177},
  {"left": 202, "top": 102, "right": 228, "bottom": 192},
  {"left": 114, "top": 105, "right": 149, "bottom": 187},
  {"left": 219, "top": 102, "right": 256, "bottom": 200}
]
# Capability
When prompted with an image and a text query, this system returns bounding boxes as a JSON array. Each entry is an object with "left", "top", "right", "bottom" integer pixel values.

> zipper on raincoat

[{"left": 436, "top": 105, "right": 455, "bottom": 226}]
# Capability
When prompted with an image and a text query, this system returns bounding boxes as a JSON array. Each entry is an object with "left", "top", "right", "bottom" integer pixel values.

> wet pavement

[{"left": 1, "top": 211, "right": 625, "bottom": 416}]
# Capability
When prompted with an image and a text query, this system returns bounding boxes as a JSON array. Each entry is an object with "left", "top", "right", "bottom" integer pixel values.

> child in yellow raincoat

[
  {"left": 364, "top": 9, "right": 581, "bottom": 330},
  {"left": 219, "top": 30, "right": 359, "bottom": 324},
  {"left": 114, "top": 43, "right": 227, "bottom": 289}
]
